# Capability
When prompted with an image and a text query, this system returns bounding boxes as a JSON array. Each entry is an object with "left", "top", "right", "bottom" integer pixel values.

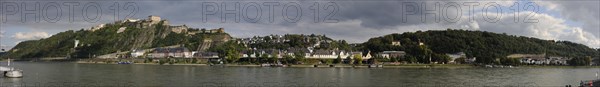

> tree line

[{"left": 359, "top": 29, "right": 599, "bottom": 65}]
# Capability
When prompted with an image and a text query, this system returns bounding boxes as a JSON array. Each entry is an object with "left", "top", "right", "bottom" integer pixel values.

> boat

[
  {"left": 1, "top": 58, "right": 23, "bottom": 78},
  {"left": 482, "top": 64, "right": 515, "bottom": 68},
  {"left": 579, "top": 79, "right": 599, "bottom": 87},
  {"left": 270, "top": 64, "right": 284, "bottom": 67},
  {"left": 117, "top": 61, "right": 132, "bottom": 64},
  {"left": 0, "top": 37, "right": 22, "bottom": 78},
  {"left": 577, "top": 71, "right": 600, "bottom": 87},
  {"left": 260, "top": 63, "right": 284, "bottom": 67},
  {"left": 260, "top": 64, "right": 270, "bottom": 67},
  {"left": 368, "top": 64, "right": 383, "bottom": 68},
  {"left": 261, "top": 61, "right": 285, "bottom": 67},
  {"left": 4, "top": 70, "right": 22, "bottom": 78}
]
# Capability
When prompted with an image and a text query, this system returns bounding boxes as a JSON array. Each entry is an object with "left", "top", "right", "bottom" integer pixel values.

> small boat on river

[
  {"left": 577, "top": 71, "right": 600, "bottom": 87},
  {"left": 117, "top": 61, "right": 132, "bottom": 64},
  {"left": 1, "top": 58, "right": 23, "bottom": 78}
]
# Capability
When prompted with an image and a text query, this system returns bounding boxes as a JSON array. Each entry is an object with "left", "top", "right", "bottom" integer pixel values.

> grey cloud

[
  {"left": 535, "top": 0, "right": 600, "bottom": 40},
  {"left": 1, "top": 0, "right": 599, "bottom": 48},
  {"left": 474, "top": 12, "right": 600, "bottom": 48}
]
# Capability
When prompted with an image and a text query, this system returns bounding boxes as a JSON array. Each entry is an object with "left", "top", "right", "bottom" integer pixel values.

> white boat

[
  {"left": 1, "top": 58, "right": 23, "bottom": 78},
  {"left": 4, "top": 70, "right": 22, "bottom": 78},
  {"left": 368, "top": 64, "right": 384, "bottom": 68}
]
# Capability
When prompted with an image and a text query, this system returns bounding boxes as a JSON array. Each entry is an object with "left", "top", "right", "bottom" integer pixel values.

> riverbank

[
  {"left": 68, "top": 58, "right": 600, "bottom": 68},
  {"left": 519, "top": 65, "right": 600, "bottom": 68},
  {"left": 75, "top": 60, "right": 477, "bottom": 68},
  {"left": 75, "top": 61, "right": 600, "bottom": 69}
]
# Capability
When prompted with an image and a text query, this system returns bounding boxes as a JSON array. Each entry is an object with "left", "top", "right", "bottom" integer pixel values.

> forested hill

[
  {"left": 3, "top": 19, "right": 231, "bottom": 60},
  {"left": 360, "top": 29, "right": 599, "bottom": 64}
]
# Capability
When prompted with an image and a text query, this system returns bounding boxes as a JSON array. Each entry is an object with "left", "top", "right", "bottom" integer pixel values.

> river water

[{"left": 0, "top": 62, "right": 597, "bottom": 87}]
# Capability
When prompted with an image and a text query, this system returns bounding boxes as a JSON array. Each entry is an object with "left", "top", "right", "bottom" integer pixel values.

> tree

[
  {"left": 390, "top": 56, "right": 399, "bottom": 62},
  {"left": 419, "top": 45, "right": 433, "bottom": 64},
  {"left": 270, "top": 52, "right": 279, "bottom": 63},
  {"left": 569, "top": 57, "right": 581, "bottom": 66},
  {"left": 192, "top": 58, "right": 198, "bottom": 64},
  {"left": 254, "top": 51, "right": 261, "bottom": 63},
  {"left": 433, "top": 53, "right": 451, "bottom": 64},
  {"left": 372, "top": 55, "right": 388, "bottom": 62},
  {"left": 207, "top": 40, "right": 247, "bottom": 63},
  {"left": 259, "top": 54, "right": 270, "bottom": 64},
  {"left": 359, "top": 29, "right": 600, "bottom": 65},
  {"left": 454, "top": 57, "right": 465, "bottom": 64},
  {"left": 283, "top": 55, "right": 294, "bottom": 64},
  {"left": 323, "top": 59, "right": 333, "bottom": 65},
  {"left": 585, "top": 56, "right": 592, "bottom": 65},
  {"left": 334, "top": 55, "right": 342, "bottom": 64},
  {"left": 568, "top": 56, "right": 592, "bottom": 66},
  {"left": 353, "top": 54, "right": 363, "bottom": 65},
  {"left": 345, "top": 56, "right": 352, "bottom": 64},
  {"left": 293, "top": 52, "right": 305, "bottom": 64},
  {"left": 225, "top": 49, "right": 240, "bottom": 63},
  {"left": 405, "top": 55, "right": 417, "bottom": 64}
]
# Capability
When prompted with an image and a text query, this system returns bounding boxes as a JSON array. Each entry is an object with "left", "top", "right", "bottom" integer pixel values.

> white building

[
  {"left": 148, "top": 15, "right": 161, "bottom": 24},
  {"left": 147, "top": 47, "right": 193, "bottom": 58},
  {"left": 131, "top": 49, "right": 146, "bottom": 58},
  {"left": 446, "top": 52, "right": 466, "bottom": 63},
  {"left": 380, "top": 51, "right": 406, "bottom": 59}
]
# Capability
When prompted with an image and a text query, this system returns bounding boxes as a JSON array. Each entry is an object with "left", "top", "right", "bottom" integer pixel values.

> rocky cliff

[{"left": 3, "top": 16, "right": 231, "bottom": 60}]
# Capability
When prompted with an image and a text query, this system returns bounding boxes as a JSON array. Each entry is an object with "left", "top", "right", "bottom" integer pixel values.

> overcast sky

[{"left": 0, "top": 0, "right": 599, "bottom": 49}]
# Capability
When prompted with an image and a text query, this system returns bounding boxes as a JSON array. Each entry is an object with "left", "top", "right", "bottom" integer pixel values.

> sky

[{"left": 0, "top": 0, "right": 599, "bottom": 49}]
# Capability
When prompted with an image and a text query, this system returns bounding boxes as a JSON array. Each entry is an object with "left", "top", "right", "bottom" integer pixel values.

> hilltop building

[
  {"left": 89, "top": 24, "right": 105, "bottom": 31},
  {"left": 148, "top": 15, "right": 161, "bottom": 24},
  {"left": 391, "top": 41, "right": 401, "bottom": 46},
  {"left": 171, "top": 25, "right": 188, "bottom": 34}
]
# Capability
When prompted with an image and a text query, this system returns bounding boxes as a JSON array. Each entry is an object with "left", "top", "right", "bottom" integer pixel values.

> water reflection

[{"left": 1, "top": 62, "right": 599, "bottom": 86}]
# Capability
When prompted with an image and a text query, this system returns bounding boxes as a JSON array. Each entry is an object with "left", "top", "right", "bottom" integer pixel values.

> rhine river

[{"left": 0, "top": 62, "right": 597, "bottom": 87}]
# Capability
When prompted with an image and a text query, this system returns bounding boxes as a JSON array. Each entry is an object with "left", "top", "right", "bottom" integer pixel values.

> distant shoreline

[
  {"left": 71, "top": 61, "right": 600, "bottom": 68},
  {"left": 74, "top": 61, "right": 477, "bottom": 68},
  {"left": 4, "top": 58, "right": 597, "bottom": 68}
]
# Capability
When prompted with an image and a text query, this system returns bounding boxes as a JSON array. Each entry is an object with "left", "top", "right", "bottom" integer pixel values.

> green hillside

[
  {"left": 3, "top": 21, "right": 230, "bottom": 60},
  {"left": 360, "top": 29, "right": 599, "bottom": 64}
]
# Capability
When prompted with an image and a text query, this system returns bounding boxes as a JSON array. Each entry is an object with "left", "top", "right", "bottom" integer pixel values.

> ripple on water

[{"left": 2, "top": 62, "right": 598, "bottom": 86}]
